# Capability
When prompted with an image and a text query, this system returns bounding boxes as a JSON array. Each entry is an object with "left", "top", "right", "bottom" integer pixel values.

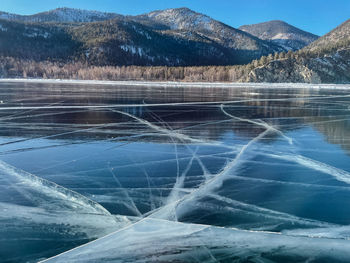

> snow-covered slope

[
  {"left": 0, "top": 7, "right": 336, "bottom": 70},
  {"left": 0, "top": 7, "right": 288, "bottom": 65},
  {"left": 138, "top": 7, "right": 216, "bottom": 31},
  {"left": 134, "top": 8, "right": 284, "bottom": 61},
  {"left": 0, "top": 8, "right": 119, "bottom": 23}
]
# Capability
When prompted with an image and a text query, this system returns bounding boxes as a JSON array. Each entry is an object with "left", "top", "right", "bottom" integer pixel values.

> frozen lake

[{"left": 1, "top": 81, "right": 350, "bottom": 262}]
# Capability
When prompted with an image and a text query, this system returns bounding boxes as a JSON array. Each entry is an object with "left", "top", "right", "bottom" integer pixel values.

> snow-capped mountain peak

[
  {"left": 33, "top": 7, "right": 119, "bottom": 23},
  {"left": 0, "top": 7, "right": 120, "bottom": 23},
  {"left": 143, "top": 7, "right": 214, "bottom": 31}
]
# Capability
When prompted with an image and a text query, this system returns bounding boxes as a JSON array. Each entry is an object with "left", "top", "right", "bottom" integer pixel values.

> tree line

[
  {"left": 0, "top": 50, "right": 292, "bottom": 81},
  {"left": 0, "top": 45, "right": 347, "bottom": 82}
]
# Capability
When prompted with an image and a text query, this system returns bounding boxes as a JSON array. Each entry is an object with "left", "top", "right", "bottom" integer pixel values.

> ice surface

[
  {"left": 1, "top": 82, "right": 350, "bottom": 262},
  {"left": 42, "top": 218, "right": 350, "bottom": 263},
  {"left": 0, "top": 160, "right": 112, "bottom": 215},
  {"left": 267, "top": 153, "right": 350, "bottom": 184},
  {"left": 0, "top": 160, "right": 130, "bottom": 262}
]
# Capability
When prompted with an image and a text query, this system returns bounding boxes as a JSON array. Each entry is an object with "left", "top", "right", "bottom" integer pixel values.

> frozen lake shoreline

[{"left": 1, "top": 78, "right": 350, "bottom": 89}]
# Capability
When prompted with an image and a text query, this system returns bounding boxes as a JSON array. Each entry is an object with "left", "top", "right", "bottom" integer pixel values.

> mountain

[
  {"left": 1, "top": 16, "right": 349, "bottom": 83},
  {"left": 133, "top": 8, "right": 284, "bottom": 63},
  {"left": 0, "top": 8, "right": 120, "bottom": 23},
  {"left": 0, "top": 19, "right": 80, "bottom": 60},
  {"left": 0, "top": 7, "right": 288, "bottom": 66},
  {"left": 1, "top": 6, "right": 334, "bottom": 72},
  {"left": 0, "top": 6, "right": 349, "bottom": 84},
  {"left": 239, "top": 20, "right": 319, "bottom": 51},
  {"left": 0, "top": 15, "right": 254, "bottom": 66},
  {"left": 305, "top": 19, "right": 350, "bottom": 53},
  {"left": 246, "top": 19, "right": 350, "bottom": 83},
  {"left": 69, "top": 17, "right": 239, "bottom": 66}
]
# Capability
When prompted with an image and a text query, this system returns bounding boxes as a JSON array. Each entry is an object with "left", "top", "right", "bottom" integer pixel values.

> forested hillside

[
  {"left": 0, "top": 7, "right": 348, "bottom": 83},
  {"left": 0, "top": 7, "right": 313, "bottom": 66}
]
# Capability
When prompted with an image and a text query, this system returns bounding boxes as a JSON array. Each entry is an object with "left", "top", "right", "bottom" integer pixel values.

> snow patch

[
  {"left": 0, "top": 24, "right": 7, "bottom": 32},
  {"left": 147, "top": 8, "right": 214, "bottom": 31},
  {"left": 120, "top": 45, "right": 144, "bottom": 56}
]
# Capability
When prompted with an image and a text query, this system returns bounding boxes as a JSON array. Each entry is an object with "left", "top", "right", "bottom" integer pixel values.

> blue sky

[{"left": 0, "top": 0, "right": 349, "bottom": 36}]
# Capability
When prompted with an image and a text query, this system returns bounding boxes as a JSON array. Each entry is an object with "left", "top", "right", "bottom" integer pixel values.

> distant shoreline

[{"left": 0, "top": 78, "right": 350, "bottom": 90}]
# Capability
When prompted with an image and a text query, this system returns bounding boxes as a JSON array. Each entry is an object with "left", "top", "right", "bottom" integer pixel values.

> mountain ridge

[
  {"left": 133, "top": 7, "right": 285, "bottom": 61},
  {"left": 0, "top": 7, "right": 120, "bottom": 23},
  {"left": 0, "top": 7, "right": 318, "bottom": 54},
  {"left": 0, "top": 7, "right": 295, "bottom": 66},
  {"left": 239, "top": 20, "right": 319, "bottom": 51}
]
